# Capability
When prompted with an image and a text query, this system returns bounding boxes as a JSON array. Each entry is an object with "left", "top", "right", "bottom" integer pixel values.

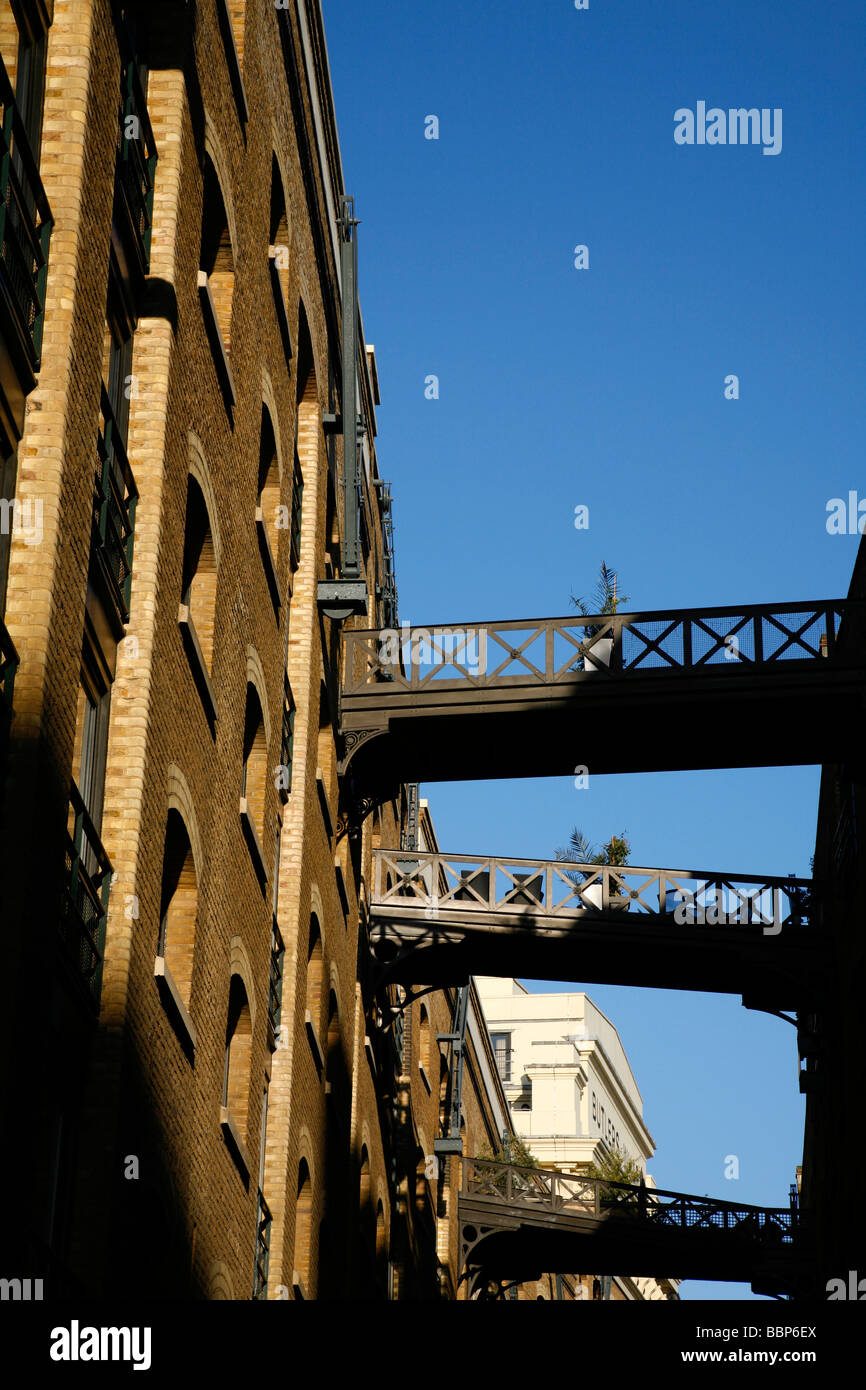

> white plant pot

[
  {"left": 581, "top": 882, "right": 604, "bottom": 911},
  {"left": 583, "top": 636, "right": 613, "bottom": 672}
]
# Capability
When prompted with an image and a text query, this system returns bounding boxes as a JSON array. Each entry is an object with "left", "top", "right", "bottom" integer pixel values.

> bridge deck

[
  {"left": 341, "top": 601, "right": 865, "bottom": 787},
  {"left": 459, "top": 1160, "right": 811, "bottom": 1294},
  {"left": 370, "top": 851, "right": 822, "bottom": 1005}
]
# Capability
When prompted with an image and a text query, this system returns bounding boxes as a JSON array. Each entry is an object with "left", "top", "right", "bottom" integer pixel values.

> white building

[{"left": 476, "top": 976, "right": 678, "bottom": 1301}]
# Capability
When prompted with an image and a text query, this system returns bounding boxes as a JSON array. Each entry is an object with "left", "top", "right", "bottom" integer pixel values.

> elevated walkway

[
  {"left": 370, "top": 850, "right": 821, "bottom": 1008},
  {"left": 459, "top": 1159, "right": 811, "bottom": 1298},
  {"left": 341, "top": 600, "right": 865, "bottom": 792}
]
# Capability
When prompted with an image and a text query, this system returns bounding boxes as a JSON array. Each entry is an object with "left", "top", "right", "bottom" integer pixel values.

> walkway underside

[
  {"left": 370, "top": 852, "right": 823, "bottom": 1008},
  {"left": 459, "top": 1162, "right": 813, "bottom": 1297}
]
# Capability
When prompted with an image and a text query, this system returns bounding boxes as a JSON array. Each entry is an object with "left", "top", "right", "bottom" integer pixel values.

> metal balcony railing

[
  {"left": 463, "top": 1159, "right": 798, "bottom": 1245},
  {"left": 61, "top": 782, "right": 113, "bottom": 1007},
  {"left": 372, "top": 849, "right": 814, "bottom": 933},
  {"left": 253, "top": 1189, "right": 272, "bottom": 1300},
  {"left": 93, "top": 383, "right": 138, "bottom": 626},
  {"left": 114, "top": 48, "right": 157, "bottom": 277},
  {"left": 0, "top": 54, "right": 53, "bottom": 370},
  {"left": 267, "top": 917, "right": 284, "bottom": 1050},
  {"left": 279, "top": 676, "right": 295, "bottom": 802},
  {"left": 290, "top": 459, "right": 303, "bottom": 573},
  {"left": 345, "top": 599, "right": 859, "bottom": 694}
]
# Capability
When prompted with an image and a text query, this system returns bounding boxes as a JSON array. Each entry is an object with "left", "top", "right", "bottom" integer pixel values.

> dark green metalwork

[
  {"left": 0, "top": 54, "right": 53, "bottom": 368},
  {"left": 94, "top": 383, "right": 138, "bottom": 625},
  {"left": 115, "top": 49, "right": 157, "bottom": 276},
  {"left": 267, "top": 916, "right": 284, "bottom": 1049},
  {"left": 253, "top": 1189, "right": 272, "bottom": 1300},
  {"left": 61, "top": 782, "right": 113, "bottom": 1007}
]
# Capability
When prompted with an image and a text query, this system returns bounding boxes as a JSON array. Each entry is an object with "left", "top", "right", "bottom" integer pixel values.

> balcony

[
  {"left": 0, "top": 54, "right": 53, "bottom": 440},
  {"left": 279, "top": 675, "right": 295, "bottom": 803},
  {"left": 267, "top": 917, "right": 284, "bottom": 1052},
  {"left": 112, "top": 46, "right": 157, "bottom": 290},
  {"left": 61, "top": 782, "right": 113, "bottom": 1008},
  {"left": 92, "top": 384, "right": 138, "bottom": 634},
  {"left": 253, "top": 1190, "right": 272, "bottom": 1300}
]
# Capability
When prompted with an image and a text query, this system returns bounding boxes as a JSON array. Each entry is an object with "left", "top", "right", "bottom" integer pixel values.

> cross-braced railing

[
  {"left": 463, "top": 1159, "right": 798, "bottom": 1245},
  {"left": 344, "top": 600, "right": 859, "bottom": 694},
  {"left": 372, "top": 850, "right": 814, "bottom": 933}
]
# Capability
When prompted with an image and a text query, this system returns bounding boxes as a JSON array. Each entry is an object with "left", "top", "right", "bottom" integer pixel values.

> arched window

[
  {"left": 326, "top": 990, "right": 340, "bottom": 1066},
  {"left": 256, "top": 406, "right": 281, "bottom": 606},
  {"left": 157, "top": 810, "right": 198, "bottom": 1010},
  {"left": 294, "top": 1160, "right": 312, "bottom": 1295},
  {"left": 181, "top": 475, "right": 217, "bottom": 672},
  {"left": 306, "top": 917, "right": 323, "bottom": 1036},
  {"left": 223, "top": 974, "right": 252, "bottom": 1144},
  {"left": 359, "top": 1146, "right": 371, "bottom": 1234},
  {"left": 241, "top": 682, "right": 267, "bottom": 848},
  {"left": 199, "top": 154, "right": 234, "bottom": 354},
  {"left": 418, "top": 1006, "right": 431, "bottom": 1082},
  {"left": 375, "top": 1202, "right": 387, "bottom": 1296},
  {"left": 268, "top": 154, "right": 291, "bottom": 345}
]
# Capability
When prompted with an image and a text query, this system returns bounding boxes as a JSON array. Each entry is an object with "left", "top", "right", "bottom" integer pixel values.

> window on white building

[{"left": 490, "top": 1033, "right": 511, "bottom": 1082}]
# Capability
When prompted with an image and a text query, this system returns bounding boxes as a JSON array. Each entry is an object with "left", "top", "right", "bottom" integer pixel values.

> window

[
  {"left": 290, "top": 453, "right": 303, "bottom": 573},
  {"left": 198, "top": 154, "right": 235, "bottom": 406},
  {"left": 157, "top": 810, "right": 198, "bottom": 1013},
  {"left": 268, "top": 155, "right": 292, "bottom": 362},
  {"left": 102, "top": 280, "right": 135, "bottom": 445},
  {"left": 241, "top": 682, "right": 267, "bottom": 852},
  {"left": 256, "top": 407, "right": 281, "bottom": 609},
  {"left": 491, "top": 1033, "right": 511, "bottom": 1083},
  {"left": 223, "top": 974, "right": 252, "bottom": 1146},
  {"left": 180, "top": 475, "right": 217, "bottom": 675},
  {"left": 294, "top": 1160, "right": 312, "bottom": 1296},
  {"left": 418, "top": 1006, "right": 431, "bottom": 1082},
  {"left": 215, "top": 0, "right": 247, "bottom": 126},
  {"left": 93, "top": 274, "right": 138, "bottom": 632},
  {"left": 306, "top": 917, "right": 323, "bottom": 1037},
  {"left": 71, "top": 636, "right": 112, "bottom": 837},
  {"left": 277, "top": 674, "right": 294, "bottom": 803},
  {"left": 0, "top": 0, "right": 47, "bottom": 164}
]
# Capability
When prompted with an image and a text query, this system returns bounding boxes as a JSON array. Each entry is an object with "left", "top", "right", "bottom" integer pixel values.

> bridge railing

[
  {"left": 344, "top": 599, "right": 860, "bottom": 694},
  {"left": 463, "top": 1159, "right": 797, "bottom": 1244},
  {"left": 372, "top": 850, "right": 814, "bottom": 932}
]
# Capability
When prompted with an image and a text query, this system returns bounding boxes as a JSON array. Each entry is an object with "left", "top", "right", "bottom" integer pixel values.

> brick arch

[
  {"left": 207, "top": 1261, "right": 235, "bottom": 1300},
  {"left": 187, "top": 431, "right": 222, "bottom": 568},
  {"left": 260, "top": 368, "right": 284, "bottom": 484},
  {"left": 245, "top": 644, "right": 271, "bottom": 747},
  {"left": 327, "top": 959, "right": 340, "bottom": 1000},
  {"left": 203, "top": 114, "right": 237, "bottom": 257},
  {"left": 295, "top": 1124, "right": 316, "bottom": 1191},
  {"left": 229, "top": 935, "right": 256, "bottom": 1033},
  {"left": 309, "top": 882, "right": 325, "bottom": 952},
  {"left": 165, "top": 764, "right": 203, "bottom": 882},
  {"left": 269, "top": 130, "right": 292, "bottom": 240}
]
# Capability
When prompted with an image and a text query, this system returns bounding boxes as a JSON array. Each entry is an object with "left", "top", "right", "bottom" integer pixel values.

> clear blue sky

[{"left": 323, "top": 0, "right": 865, "bottom": 1299}]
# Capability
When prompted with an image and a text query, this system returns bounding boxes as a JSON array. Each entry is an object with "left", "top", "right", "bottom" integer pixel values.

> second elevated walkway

[{"left": 369, "top": 850, "right": 821, "bottom": 1008}]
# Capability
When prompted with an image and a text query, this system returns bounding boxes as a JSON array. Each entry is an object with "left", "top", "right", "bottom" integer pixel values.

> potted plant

[
  {"left": 555, "top": 827, "right": 632, "bottom": 911},
  {"left": 571, "top": 561, "right": 629, "bottom": 672}
]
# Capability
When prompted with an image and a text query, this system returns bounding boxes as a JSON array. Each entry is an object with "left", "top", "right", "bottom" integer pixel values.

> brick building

[{"left": 0, "top": 0, "right": 572, "bottom": 1304}]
